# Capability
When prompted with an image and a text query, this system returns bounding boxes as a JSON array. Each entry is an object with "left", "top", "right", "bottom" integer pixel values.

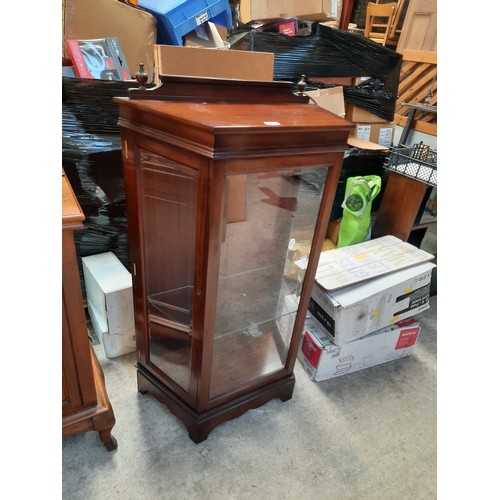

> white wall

[{"left": 393, "top": 125, "right": 437, "bottom": 150}]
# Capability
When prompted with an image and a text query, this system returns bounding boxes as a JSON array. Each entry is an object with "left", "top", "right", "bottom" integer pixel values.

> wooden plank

[
  {"left": 402, "top": 49, "right": 437, "bottom": 64},
  {"left": 414, "top": 121, "right": 437, "bottom": 135},
  {"left": 397, "top": 66, "right": 436, "bottom": 103},
  {"left": 394, "top": 115, "right": 437, "bottom": 136},
  {"left": 393, "top": 47, "right": 437, "bottom": 138}
]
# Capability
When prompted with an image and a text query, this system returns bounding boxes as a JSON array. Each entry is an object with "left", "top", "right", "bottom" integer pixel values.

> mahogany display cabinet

[{"left": 114, "top": 75, "right": 354, "bottom": 442}]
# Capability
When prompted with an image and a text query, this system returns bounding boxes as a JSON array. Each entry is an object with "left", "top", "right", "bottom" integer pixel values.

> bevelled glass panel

[
  {"left": 139, "top": 150, "right": 196, "bottom": 392},
  {"left": 209, "top": 167, "right": 328, "bottom": 400}
]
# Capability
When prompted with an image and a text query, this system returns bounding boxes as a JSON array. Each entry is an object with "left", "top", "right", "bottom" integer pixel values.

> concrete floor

[
  {"left": 62, "top": 298, "right": 436, "bottom": 499},
  {"left": 62, "top": 205, "right": 437, "bottom": 499}
]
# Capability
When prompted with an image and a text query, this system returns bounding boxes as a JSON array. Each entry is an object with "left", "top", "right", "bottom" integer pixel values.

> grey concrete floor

[{"left": 62, "top": 290, "right": 436, "bottom": 499}]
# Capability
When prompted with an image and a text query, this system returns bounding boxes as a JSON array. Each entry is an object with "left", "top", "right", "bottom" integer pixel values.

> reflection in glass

[
  {"left": 209, "top": 168, "right": 328, "bottom": 400},
  {"left": 139, "top": 150, "right": 197, "bottom": 392}
]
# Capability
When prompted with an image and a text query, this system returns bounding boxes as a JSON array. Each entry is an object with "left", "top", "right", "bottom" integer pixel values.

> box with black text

[
  {"left": 298, "top": 316, "right": 421, "bottom": 381},
  {"left": 308, "top": 262, "right": 434, "bottom": 345}
]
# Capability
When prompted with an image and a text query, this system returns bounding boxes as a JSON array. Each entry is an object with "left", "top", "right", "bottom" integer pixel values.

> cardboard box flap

[
  {"left": 314, "top": 236, "right": 436, "bottom": 291},
  {"left": 305, "top": 87, "right": 345, "bottom": 118},
  {"left": 347, "top": 134, "right": 389, "bottom": 151},
  {"left": 329, "top": 262, "right": 436, "bottom": 308}
]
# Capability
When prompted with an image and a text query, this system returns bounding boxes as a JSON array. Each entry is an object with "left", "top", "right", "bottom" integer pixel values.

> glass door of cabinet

[
  {"left": 209, "top": 167, "right": 328, "bottom": 401},
  {"left": 139, "top": 150, "right": 198, "bottom": 393}
]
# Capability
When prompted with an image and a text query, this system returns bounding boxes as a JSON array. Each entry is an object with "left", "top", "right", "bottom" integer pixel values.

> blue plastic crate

[{"left": 138, "top": 0, "right": 233, "bottom": 46}]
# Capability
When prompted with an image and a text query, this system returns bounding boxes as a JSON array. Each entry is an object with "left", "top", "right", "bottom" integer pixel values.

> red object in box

[
  {"left": 298, "top": 316, "right": 422, "bottom": 382},
  {"left": 65, "top": 37, "right": 131, "bottom": 80}
]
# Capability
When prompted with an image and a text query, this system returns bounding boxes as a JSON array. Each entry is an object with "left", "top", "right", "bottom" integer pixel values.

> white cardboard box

[
  {"left": 82, "top": 252, "right": 134, "bottom": 335},
  {"left": 88, "top": 301, "right": 136, "bottom": 359},
  {"left": 298, "top": 316, "right": 421, "bottom": 381},
  {"left": 308, "top": 262, "right": 435, "bottom": 345}
]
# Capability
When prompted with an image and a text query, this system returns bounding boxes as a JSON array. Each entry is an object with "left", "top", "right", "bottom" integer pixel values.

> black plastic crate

[{"left": 384, "top": 142, "right": 437, "bottom": 187}]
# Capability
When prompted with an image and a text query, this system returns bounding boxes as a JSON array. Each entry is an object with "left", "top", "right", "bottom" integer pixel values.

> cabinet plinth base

[{"left": 136, "top": 363, "right": 296, "bottom": 443}]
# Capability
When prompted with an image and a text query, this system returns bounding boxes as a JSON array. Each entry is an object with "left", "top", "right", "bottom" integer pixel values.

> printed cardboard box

[
  {"left": 298, "top": 316, "right": 421, "bottom": 381},
  {"left": 352, "top": 122, "right": 394, "bottom": 148},
  {"left": 308, "top": 261, "right": 435, "bottom": 345}
]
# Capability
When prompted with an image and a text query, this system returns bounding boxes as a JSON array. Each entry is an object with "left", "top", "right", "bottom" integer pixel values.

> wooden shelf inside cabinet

[
  {"left": 62, "top": 169, "right": 117, "bottom": 451},
  {"left": 115, "top": 74, "right": 354, "bottom": 443}
]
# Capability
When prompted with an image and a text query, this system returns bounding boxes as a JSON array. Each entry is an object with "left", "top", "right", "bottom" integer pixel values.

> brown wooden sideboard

[{"left": 62, "top": 169, "right": 117, "bottom": 451}]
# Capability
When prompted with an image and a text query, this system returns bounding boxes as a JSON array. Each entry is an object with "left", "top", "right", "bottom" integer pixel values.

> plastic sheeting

[
  {"left": 229, "top": 23, "right": 402, "bottom": 121},
  {"left": 62, "top": 77, "right": 144, "bottom": 291}
]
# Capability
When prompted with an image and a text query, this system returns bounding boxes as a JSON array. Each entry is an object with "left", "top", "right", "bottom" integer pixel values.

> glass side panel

[
  {"left": 209, "top": 167, "right": 328, "bottom": 400},
  {"left": 139, "top": 150, "right": 197, "bottom": 393}
]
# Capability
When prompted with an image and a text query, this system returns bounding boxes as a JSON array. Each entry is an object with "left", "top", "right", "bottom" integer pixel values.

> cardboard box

[
  {"left": 239, "top": 0, "right": 337, "bottom": 23},
  {"left": 305, "top": 86, "right": 345, "bottom": 118},
  {"left": 308, "top": 261, "right": 435, "bottom": 345},
  {"left": 88, "top": 302, "right": 136, "bottom": 359},
  {"left": 311, "top": 77, "right": 355, "bottom": 87},
  {"left": 63, "top": 0, "right": 157, "bottom": 81},
  {"left": 82, "top": 252, "right": 134, "bottom": 336},
  {"left": 298, "top": 316, "right": 421, "bottom": 381},
  {"left": 154, "top": 45, "right": 275, "bottom": 81},
  {"left": 304, "top": 88, "right": 392, "bottom": 148},
  {"left": 345, "top": 103, "right": 386, "bottom": 124},
  {"left": 352, "top": 122, "right": 394, "bottom": 148}
]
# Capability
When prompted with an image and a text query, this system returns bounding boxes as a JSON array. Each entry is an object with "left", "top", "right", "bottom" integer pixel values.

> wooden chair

[
  {"left": 364, "top": 2, "right": 398, "bottom": 46},
  {"left": 386, "top": 0, "right": 407, "bottom": 47}
]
